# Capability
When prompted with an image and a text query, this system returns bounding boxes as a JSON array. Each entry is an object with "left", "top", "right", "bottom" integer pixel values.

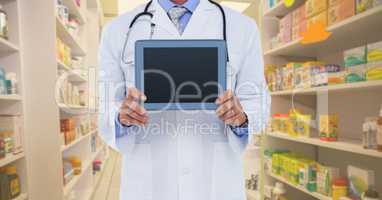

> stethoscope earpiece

[{"left": 122, "top": 0, "right": 229, "bottom": 64}]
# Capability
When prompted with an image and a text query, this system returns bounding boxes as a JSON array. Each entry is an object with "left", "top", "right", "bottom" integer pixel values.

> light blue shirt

[
  {"left": 158, "top": 0, "right": 200, "bottom": 33},
  {"left": 116, "top": 0, "right": 249, "bottom": 138}
]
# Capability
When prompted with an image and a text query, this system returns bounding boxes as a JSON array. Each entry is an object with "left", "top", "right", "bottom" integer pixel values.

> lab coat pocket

[
  {"left": 122, "top": 144, "right": 153, "bottom": 200},
  {"left": 211, "top": 142, "right": 246, "bottom": 200}
]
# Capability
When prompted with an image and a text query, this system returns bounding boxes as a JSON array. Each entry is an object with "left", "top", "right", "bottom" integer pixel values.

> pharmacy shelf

[
  {"left": 61, "top": 0, "right": 87, "bottom": 24},
  {"left": 56, "top": 17, "right": 86, "bottom": 56},
  {"left": 0, "top": 37, "right": 19, "bottom": 55},
  {"left": 268, "top": 132, "right": 382, "bottom": 159},
  {"left": 0, "top": 152, "right": 25, "bottom": 167},
  {"left": 0, "top": 94, "right": 22, "bottom": 101},
  {"left": 92, "top": 144, "right": 105, "bottom": 160},
  {"left": 264, "top": 5, "right": 382, "bottom": 57},
  {"left": 87, "top": 0, "right": 102, "bottom": 10},
  {"left": 263, "top": 0, "right": 305, "bottom": 18},
  {"left": 270, "top": 80, "right": 382, "bottom": 96},
  {"left": 58, "top": 103, "right": 88, "bottom": 109},
  {"left": 61, "top": 130, "right": 97, "bottom": 152},
  {"left": 57, "top": 60, "right": 88, "bottom": 82},
  {"left": 12, "top": 193, "right": 28, "bottom": 200},
  {"left": 63, "top": 157, "right": 94, "bottom": 195},
  {"left": 267, "top": 172, "right": 332, "bottom": 200}
]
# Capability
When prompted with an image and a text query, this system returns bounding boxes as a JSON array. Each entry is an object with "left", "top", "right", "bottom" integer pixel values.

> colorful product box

[
  {"left": 280, "top": 13, "right": 293, "bottom": 44},
  {"left": 340, "top": 0, "right": 356, "bottom": 21},
  {"left": 348, "top": 165, "right": 375, "bottom": 199},
  {"left": 308, "top": 10, "right": 328, "bottom": 29},
  {"left": 346, "top": 64, "right": 367, "bottom": 82},
  {"left": 366, "top": 61, "right": 382, "bottom": 80},
  {"left": 319, "top": 115, "right": 339, "bottom": 142},
  {"left": 292, "top": 4, "right": 306, "bottom": 26},
  {"left": 283, "top": 64, "right": 294, "bottom": 90},
  {"left": 328, "top": 3, "right": 342, "bottom": 25},
  {"left": 367, "top": 41, "right": 382, "bottom": 63},
  {"left": 292, "top": 20, "right": 307, "bottom": 41},
  {"left": 356, "top": 0, "right": 374, "bottom": 13},
  {"left": 328, "top": 0, "right": 355, "bottom": 26},
  {"left": 329, "top": 0, "right": 342, "bottom": 6},
  {"left": 306, "top": 0, "right": 328, "bottom": 18},
  {"left": 317, "top": 164, "right": 340, "bottom": 196},
  {"left": 328, "top": 71, "right": 348, "bottom": 85},
  {"left": 344, "top": 45, "right": 367, "bottom": 67}
]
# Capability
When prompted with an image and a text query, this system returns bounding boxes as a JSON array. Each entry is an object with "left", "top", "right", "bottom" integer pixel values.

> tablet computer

[{"left": 135, "top": 40, "right": 227, "bottom": 110}]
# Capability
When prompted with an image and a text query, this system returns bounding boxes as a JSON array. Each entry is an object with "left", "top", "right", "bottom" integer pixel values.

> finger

[
  {"left": 120, "top": 116, "right": 145, "bottom": 126},
  {"left": 126, "top": 101, "right": 147, "bottom": 116},
  {"left": 220, "top": 109, "right": 237, "bottom": 121},
  {"left": 216, "top": 100, "right": 234, "bottom": 117},
  {"left": 215, "top": 90, "right": 233, "bottom": 104},
  {"left": 127, "top": 88, "right": 147, "bottom": 101},
  {"left": 224, "top": 114, "right": 242, "bottom": 126},
  {"left": 124, "top": 109, "right": 149, "bottom": 124}
]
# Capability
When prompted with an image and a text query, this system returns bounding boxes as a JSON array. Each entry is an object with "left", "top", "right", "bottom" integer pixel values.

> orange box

[
  {"left": 308, "top": 10, "right": 328, "bottom": 28},
  {"left": 306, "top": 0, "right": 328, "bottom": 18}
]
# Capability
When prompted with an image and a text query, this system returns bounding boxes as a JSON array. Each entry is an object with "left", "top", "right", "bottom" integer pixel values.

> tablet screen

[{"left": 143, "top": 47, "right": 219, "bottom": 103}]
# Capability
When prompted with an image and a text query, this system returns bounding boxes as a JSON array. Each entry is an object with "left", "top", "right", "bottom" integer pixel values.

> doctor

[{"left": 98, "top": 0, "right": 270, "bottom": 199}]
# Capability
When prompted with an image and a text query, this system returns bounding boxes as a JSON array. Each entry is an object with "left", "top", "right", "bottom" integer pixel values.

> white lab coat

[{"left": 98, "top": 0, "right": 270, "bottom": 199}]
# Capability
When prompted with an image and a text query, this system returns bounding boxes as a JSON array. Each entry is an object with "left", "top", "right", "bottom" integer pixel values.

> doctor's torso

[{"left": 99, "top": 0, "right": 264, "bottom": 199}]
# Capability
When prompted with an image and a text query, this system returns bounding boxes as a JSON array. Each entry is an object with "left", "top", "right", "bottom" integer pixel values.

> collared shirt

[{"left": 158, "top": 0, "right": 200, "bottom": 33}]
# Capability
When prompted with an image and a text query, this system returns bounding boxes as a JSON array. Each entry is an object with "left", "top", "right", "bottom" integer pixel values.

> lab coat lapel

[
  {"left": 182, "top": 0, "right": 216, "bottom": 38},
  {"left": 150, "top": 0, "right": 180, "bottom": 37}
]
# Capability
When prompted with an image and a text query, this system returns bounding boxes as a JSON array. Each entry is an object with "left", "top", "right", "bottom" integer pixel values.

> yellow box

[
  {"left": 308, "top": 10, "right": 328, "bottom": 28},
  {"left": 306, "top": 0, "right": 328, "bottom": 18},
  {"left": 319, "top": 115, "right": 339, "bottom": 141}
]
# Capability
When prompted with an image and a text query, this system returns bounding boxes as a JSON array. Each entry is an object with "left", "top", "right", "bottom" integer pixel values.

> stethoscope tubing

[{"left": 123, "top": 0, "right": 229, "bottom": 64}]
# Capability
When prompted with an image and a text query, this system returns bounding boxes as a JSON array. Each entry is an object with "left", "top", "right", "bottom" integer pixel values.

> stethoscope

[{"left": 122, "top": 0, "right": 230, "bottom": 64}]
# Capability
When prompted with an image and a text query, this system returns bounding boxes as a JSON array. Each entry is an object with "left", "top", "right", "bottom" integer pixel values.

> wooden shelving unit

[
  {"left": 261, "top": 0, "right": 382, "bottom": 199},
  {"left": 0, "top": 0, "right": 30, "bottom": 199}
]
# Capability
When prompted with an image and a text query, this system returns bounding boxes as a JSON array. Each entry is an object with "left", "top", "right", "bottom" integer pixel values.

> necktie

[{"left": 168, "top": 6, "right": 188, "bottom": 34}]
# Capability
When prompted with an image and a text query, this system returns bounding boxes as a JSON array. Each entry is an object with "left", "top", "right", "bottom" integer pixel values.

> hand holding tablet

[{"left": 119, "top": 88, "right": 149, "bottom": 126}]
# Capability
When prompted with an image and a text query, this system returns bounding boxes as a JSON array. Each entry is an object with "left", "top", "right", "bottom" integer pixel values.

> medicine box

[
  {"left": 292, "top": 4, "right": 306, "bottom": 26},
  {"left": 329, "top": 0, "right": 342, "bottom": 6},
  {"left": 367, "top": 41, "right": 382, "bottom": 63},
  {"left": 306, "top": 0, "right": 328, "bottom": 18},
  {"left": 344, "top": 45, "right": 367, "bottom": 67},
  {"left": 347, "top": 165, "right": 375, "bottom": 199},
  {"left": 346, "top": 64, "right": 366, "bottom": 82},
  {"left": 328, "top": 0, "right": 356, "bottom": 26},
  {"left": 280, "top": 13, "right": 292, "bottom": 44},
  {"left": 356, "top": 0, "right": 374, "bottom": 13},
  {"left": 340, "top": 0, "right": 356, "bottom": 21},
  {"left": 317, "top": 164, "right": 340, "bottom": 196},
  {"left": 0, "top": 115, "right": 23, "bottom": 154},
  {"left": 308, "top": 10, "right": 328, "bottom": 29},
  {"left": 292, "top": 20, "right": 307, "bottom": 41},
  {"left": 328, "top": 3, "right": 341, "bottom": 25},
  {"left": 366, "top": 61, "right": 382, "bottom": 80}
]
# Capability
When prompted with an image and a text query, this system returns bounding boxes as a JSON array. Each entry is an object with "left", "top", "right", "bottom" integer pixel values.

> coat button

[{"left": 182, "top": 168, "right": 191, "bottom": 175}]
